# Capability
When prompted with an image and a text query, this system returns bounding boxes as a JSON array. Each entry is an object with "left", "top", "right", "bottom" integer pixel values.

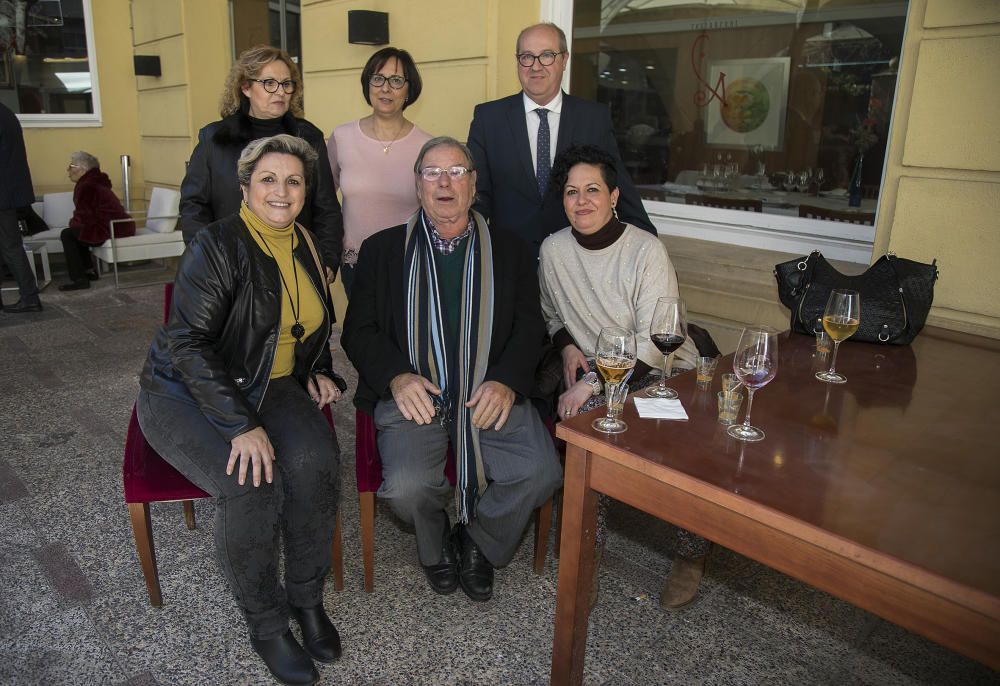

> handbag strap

[
  {"left": 296, "top": 223, "right": 336, "bottom": 305},
  {"left": 881, "top": 253, "right": 912, "bottom": 343}
]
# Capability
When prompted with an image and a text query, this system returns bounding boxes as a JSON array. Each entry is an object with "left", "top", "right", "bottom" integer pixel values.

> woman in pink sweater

[{"left": 328, "top": 47, "right": 432, "bottom": 296}]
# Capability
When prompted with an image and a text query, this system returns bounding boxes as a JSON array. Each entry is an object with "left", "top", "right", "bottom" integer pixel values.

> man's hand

[
  {"left": 307, "top": 373, "right": 342, "bottom": 410},
  {"left": 227, "top": 427, "right": 275, "bottom": 487},
  {"left": 465, "top": 380, "right": 515, "bottom": 431},
  {"left": 557, "top": 381, "right": 593, "bottom": 420},
  {"left": 390, "top": 372, "right": 442, "bottom": 425},
  {"left": 561, "top": 344, "right": 589, "bottom": 390}
]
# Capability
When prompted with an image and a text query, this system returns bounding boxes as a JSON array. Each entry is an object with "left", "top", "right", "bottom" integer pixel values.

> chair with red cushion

[
  {"left": 124, "top": 283, "right": 344, "bottom": 606},
  {"left": 356, "top": 408, "right": 554, "bottom": 592}
]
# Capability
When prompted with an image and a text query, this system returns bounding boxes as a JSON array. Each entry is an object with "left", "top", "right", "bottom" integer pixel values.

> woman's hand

[
  {"left": 561, "top": 344, "right": 589, "bottom": 390},
  {"left": 227, "top": 427, "right": 275, "bottom": 487},
  {"left": 308, "top": 373, "right": 342, "bottom": 409},
  {"left": 558, "top": 381, "right": 594, "bottom": 420}
]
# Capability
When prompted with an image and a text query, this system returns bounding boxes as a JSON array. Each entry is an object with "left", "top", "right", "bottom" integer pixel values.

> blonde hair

[
  {"left": 219, "top": 45, "right": 304, "bottom": 118},
  {"left": 237, "top": 134, "right": 318, "bottom": 189}
]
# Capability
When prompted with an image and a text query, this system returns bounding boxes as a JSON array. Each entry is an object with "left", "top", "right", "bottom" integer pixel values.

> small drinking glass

[
  {"left": 816, "top": 290, "right": 861, "bottom": 384},
  {"left": 717, "top": 391, "right": 744, "bottom": 425},
  {"left": 593, "top": 326, "right": 636, "bottom": 434},
  {"left": 647, "top": 297, "right": 687, "bottom": 399},
  {"left": 721, "top": 373, "right": 740, "bottom": 394},
  {"left": 696, "top": 356, "right": 719, "bottom": 390},
  {"left": 728, "top": 325, "right": 779, "bottom": 442},
  {"left": 815, "top": 329, "right": 833, "bottom": 355}
]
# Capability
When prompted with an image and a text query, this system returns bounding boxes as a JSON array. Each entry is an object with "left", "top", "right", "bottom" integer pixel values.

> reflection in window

[
  {"left": 0, "top": 0, "right": 96, "bottom": 116},
  {"left": 570, "top": 1, "right": 908, "bottom": 221},
  {"left": 231, "top": 0, "right": 302, "bottom": 69}
]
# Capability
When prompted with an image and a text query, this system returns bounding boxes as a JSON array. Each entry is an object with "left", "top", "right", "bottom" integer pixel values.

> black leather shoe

[
  {"left": 249, "top": 630, "right": 318, "bottom": 685},
  {"left": 422, "top": 526, "right": 459, "bottom": 595},
  {"left": 4, "top": 298, "right": 42, "bottom": 313},
  {"left": 85, "top": 270, "right": 99, "bottom": 281},
  {"left": 290, "top": 604, "right": 342, "bottom": 663},
  {"left": 59, "top": 280, "right": 90, "bottom": 291},
  {"left": 456, "top": 524, "right": 494, "bottom": 602}
]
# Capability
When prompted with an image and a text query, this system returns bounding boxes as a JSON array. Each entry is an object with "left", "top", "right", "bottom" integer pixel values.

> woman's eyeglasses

[
  {"left": 250, "top": 78, "right": 296, "bottom": 94},
  {"left": 369, "top": 74, "right": 407, "bottom": 89}
]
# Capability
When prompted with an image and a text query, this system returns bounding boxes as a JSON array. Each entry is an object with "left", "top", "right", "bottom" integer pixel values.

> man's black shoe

[
  {"left": 86, "top": 270, "right": 99, "bottom": 281},
  {"left": 4, "top": 298, "right": 42, "bottom": 313},
  {"left": 290, "top": 604, "right": 342, "bottom": 663},
  {"left": 422, "top": 526, "right": 459, "bottom": 595},
  {"left": 59, "top": 280, "right": 90, "bottom": 291},
  {"left": 249, "top": 630, "right": 319, "bottom": 685},
  {"left": 456, "top": 523, "right": 494, "bottom": 602}
]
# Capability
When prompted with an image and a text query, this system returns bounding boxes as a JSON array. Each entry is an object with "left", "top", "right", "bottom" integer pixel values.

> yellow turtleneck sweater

[{"left": 240, "top": 203, "right": 325, "bottom": 379}]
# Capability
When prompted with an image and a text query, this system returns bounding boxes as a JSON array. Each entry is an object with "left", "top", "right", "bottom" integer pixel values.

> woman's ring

[{"left": 565, "top": 410, "right": 571, "bottom": 416}]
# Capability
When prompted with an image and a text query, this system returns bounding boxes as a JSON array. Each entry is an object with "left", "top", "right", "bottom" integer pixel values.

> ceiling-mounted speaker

[{"left": 348, "top": 10, "right": 389, "bottom": 46}]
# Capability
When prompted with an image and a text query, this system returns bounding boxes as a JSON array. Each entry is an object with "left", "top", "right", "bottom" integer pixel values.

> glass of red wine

[
  {"left": 727, "top": 325, "right": 779, "bottom": 442},
  {"left": 646, "top": 297, "right": 687, "bottom": 399}
]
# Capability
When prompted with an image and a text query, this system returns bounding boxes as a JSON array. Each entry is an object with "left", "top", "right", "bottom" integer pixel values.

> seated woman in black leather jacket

[
  {"left": 138, "top": 134, "right": 344, "bottom": 686},
  {"left": 180, "top": 44, "right": 344, "bottom": 281}
]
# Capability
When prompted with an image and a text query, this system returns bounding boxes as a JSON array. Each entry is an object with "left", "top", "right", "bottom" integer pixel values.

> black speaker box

[
  {"left": 134, "top": 55, "right": 162, "bottom": 78},
  {"left": 348, "top": 10, "right": 389, "bottom": 46}
]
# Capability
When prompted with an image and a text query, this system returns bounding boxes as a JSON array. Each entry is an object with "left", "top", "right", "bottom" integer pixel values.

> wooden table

[{"left": 551, "top": 328, "right": 1000, "bottom": 684}]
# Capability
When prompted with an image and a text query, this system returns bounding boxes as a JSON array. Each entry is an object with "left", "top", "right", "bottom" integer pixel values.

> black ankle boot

[
  {"left": 249, "top": 630, "right": 319, "bottom": 685},
  {"left": 422, "top": 525, "right": 459, "bottom": 595},
  {"left": 456, "top": 524, "right": 494, "bottom": 602},
  {"left": 290, "top": 604, "right": 342, "bottom": 663}
]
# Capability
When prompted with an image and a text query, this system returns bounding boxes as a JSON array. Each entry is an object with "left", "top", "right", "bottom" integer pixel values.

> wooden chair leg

[
  {"left": 534, "top": 497, "right": 553, "bottom": 575},
  {"left": 359, "top": 491, "right": 375, "bottom": 593},
  {"left": 331, "top": 510, "right": 344, "bottom": 592},
  {"left": 182, "top": 500, "right": 196, "bottom": 530},
  {"left": 127, "top": 502, "right": 163, "bottom": 608}
]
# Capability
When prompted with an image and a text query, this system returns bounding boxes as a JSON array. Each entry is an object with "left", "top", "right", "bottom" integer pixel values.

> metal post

[{"left": 120, "top": 154, "right": 132, "bottom": 213}]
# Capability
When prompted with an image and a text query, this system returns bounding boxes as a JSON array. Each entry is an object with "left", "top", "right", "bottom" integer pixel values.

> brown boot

[{"left": 659, "top": 554, "right": 706, "bottom": 611}]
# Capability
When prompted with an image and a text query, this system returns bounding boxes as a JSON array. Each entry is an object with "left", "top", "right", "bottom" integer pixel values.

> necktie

[{"left": 535, "top": 108, "right": 550, "bottom": 197}]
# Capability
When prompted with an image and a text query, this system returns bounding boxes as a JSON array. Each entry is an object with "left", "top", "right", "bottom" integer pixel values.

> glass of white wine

[
  {"left": 815, "top": 289, "right": 861, "bottom": 384},
  {"left": 593, "top": 326, "right": 636, "bottom": 435}
]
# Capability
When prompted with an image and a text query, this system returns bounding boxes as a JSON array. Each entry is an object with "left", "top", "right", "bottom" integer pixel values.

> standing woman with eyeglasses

[
  {"left": 181, "top": 45, "right": 344, "bottom": 278},
  {"left": 327, "top": 47, "right": 431, "bottom": 296}
]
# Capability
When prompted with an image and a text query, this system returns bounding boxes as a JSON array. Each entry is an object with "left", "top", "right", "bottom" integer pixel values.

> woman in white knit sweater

[{"left": 539, "top": 144, "right": 710, "bottom": 611}]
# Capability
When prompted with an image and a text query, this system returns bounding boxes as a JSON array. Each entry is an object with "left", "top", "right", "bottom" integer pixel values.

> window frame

[{"left": 14, "top": 0, "right": 102, "bottom": 128}]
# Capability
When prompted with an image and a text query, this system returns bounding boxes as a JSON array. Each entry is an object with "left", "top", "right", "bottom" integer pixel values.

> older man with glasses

[
  {"left": 467, "top": 22, "right": 655, "bottom": 258},
  {"left": 342, "top": 136, "right": 562, "bottom": 603}
]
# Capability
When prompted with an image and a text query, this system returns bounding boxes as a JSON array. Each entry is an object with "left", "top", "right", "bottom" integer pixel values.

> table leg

[{"left": 551, "top": 443, "right": 598, "bottom": 686}]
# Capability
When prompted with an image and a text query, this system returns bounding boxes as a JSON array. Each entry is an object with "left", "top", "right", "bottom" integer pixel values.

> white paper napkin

[{"left": 633, "top": 397, "right": 689, "bottom": 421}]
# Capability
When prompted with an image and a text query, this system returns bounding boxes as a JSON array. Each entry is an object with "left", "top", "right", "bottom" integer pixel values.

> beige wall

[
  {"left": 873, "top": 0, "right": 1000, "bottom": 339},
  {"left": 22, "top": 0, "right": 142, "bottom": 197}
]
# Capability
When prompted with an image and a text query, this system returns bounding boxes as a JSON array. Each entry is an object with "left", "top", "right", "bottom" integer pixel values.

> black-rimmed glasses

[
  {"left": 517, "top": 50, "right": 565, "bottom": 67},
  {"left": 250, "top": 78, "right": 296, "bottom": 94},
  {"left": 370, "top": 74, "right": 407, "bottom": 89},
  {"left": 420, "top": 166, "right": 473, "bottom": 181}
]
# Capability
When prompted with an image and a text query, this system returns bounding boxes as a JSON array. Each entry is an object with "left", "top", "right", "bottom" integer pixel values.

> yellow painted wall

[
  {"left": 873, "top": 0, "right": 1000, "bottom": 339},
  {"left": 21, "top": 0, "right": 142, "bottom": 198}
]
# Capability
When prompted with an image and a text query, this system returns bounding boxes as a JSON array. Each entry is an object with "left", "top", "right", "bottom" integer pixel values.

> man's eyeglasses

[
  {"left": 517, "top": 50, "right": 565, "bottom": 68},
  {"left": 250, "top": 78, "right": 296, "bottom": 94},
  {"left": 420, "top": 166, "right": 473, "bottom": 181},
  {"left": 370, "top": 74, "right": 407, "bottom": 89}
]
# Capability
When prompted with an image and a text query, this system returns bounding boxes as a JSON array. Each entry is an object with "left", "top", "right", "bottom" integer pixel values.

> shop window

[
  {"left": 568, "top": 0, "right": 909, "bottom": 260},
  {"left": 1, "top": 0, "right": 100, "bottom": 126},
  {"left": 231, "top": 0, "right": 301, "bottom": 69}
]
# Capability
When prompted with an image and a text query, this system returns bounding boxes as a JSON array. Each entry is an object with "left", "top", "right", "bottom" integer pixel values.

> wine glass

[
  {"left": 593, "top": 326, "right": 637, "bottom": 434},
  {"left": 815, "top": 289, "right": 861, "bottom": 384},
  {"left": 646, "top": 297, "right": 687, "bottom": 399},
  {"left": 727, "top": 325, "right": 779, "bottom": 442},
  {"left": 814, "top": 167, "right": 825, "bottom": 191}
]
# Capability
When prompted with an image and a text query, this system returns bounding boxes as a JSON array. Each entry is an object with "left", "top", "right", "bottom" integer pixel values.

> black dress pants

[
  {"left": 59, "top": 227, "right": 97, "bottom": 283},
  {"left": 0, "top": 208, "right": 39, "bottom": 300},
  {"left": 137, "top": 376, "right": 341, "bottom": 639}
]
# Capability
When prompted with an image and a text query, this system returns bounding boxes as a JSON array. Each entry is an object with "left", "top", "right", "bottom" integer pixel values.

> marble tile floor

[{"left": 0, "top": 280, "right": 996, "bottom": 685}]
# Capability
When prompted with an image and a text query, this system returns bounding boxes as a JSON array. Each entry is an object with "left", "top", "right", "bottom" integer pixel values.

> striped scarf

[{"left": 404, "top": 209, "right": 494, "bottom": 523}]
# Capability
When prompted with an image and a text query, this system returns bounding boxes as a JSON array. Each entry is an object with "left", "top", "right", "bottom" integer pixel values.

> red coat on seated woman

[{"left": 70, "top": 167, "right": 134, "bottom": 244}]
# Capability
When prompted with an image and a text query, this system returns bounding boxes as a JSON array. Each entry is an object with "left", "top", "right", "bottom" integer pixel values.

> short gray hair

[
  {"left": 70, "top": 151, "right": 99, "bottom": 170},
  {"left": 237, "top": 134, "right": 318, "bottom": 188},
  {"left": 413, "top": 136, "right": 475, "bottom": 174},
  {"left": 517, "top": 23, "right": 568, "bottom": 54}
]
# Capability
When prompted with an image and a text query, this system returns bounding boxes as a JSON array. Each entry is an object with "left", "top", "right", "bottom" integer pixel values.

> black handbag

[{"left": 774, "top": 251, "right": 939, "bottom": 345}]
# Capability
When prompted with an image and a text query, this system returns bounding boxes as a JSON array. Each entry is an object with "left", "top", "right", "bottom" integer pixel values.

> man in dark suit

[
  {"left": 342, "top": 136, "right": 562, "bottom": 603},
  {"left": 468, "top": 22, "right": 655, "bottom": 257},
  {"left": 0, "top": 102, "right": 43, "bottom": 313}
]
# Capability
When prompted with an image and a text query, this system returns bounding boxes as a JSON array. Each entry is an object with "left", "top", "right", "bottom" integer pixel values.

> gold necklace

[{"left": 371, "top": 117, "right": 405, "bottom": 154}]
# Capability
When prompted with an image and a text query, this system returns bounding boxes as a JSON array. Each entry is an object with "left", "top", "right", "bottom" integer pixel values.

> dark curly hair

[
  {"left": 550, "top": 144, "right": 619, "bottom": 194},
  {"left": 361, "top": 47, "right": 422, "bottom": 110}
]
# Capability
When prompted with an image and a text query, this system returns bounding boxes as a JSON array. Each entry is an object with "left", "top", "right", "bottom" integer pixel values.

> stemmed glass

[
  {"left": 814, "top": 167, "right": 825, "bottom": 192},
  {"left": 815, "top": 289, "right": 861, "bottom": 384},
  {"left": 727, "top": 325, "right": 779, "bottom": 442},
  {"left": 646, "top": 297, "right": 687, "bottom": 399},
  {"left": 593, "top": 326, "right": 637, "bottom": 434}
]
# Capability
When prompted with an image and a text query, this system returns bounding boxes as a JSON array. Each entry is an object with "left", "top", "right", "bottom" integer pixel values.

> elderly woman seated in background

[
  {"left": 539, "top": 144, "right": 711, "bottom": 611},
  {"left": 137, "top": 134, "right": 344, "bottom": 686},
  {"left": 59, "top": 151, "right": 134, "bottom": 291}
]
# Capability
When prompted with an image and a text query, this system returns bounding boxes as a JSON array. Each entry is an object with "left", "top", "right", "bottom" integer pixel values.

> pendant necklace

[
  {"left": 253, "top": 227, "right": 305, "bottom": 342},
  {"left": 372, "top": 117, "right": 405, "bottom": 154}
]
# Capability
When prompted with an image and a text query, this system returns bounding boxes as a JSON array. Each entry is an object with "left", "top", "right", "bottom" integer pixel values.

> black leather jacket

[
  {"left": 140, "top": 214, "right": 340, "bottom": 441},
  {"left": 179, "top": 101, "right": 344, "bottom": 276}
]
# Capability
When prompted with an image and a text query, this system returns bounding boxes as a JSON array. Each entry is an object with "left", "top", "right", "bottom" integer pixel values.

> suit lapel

[{"left": 508, "top": 95, "right": 538, "bottom": 192}]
